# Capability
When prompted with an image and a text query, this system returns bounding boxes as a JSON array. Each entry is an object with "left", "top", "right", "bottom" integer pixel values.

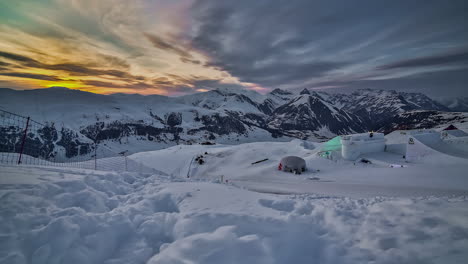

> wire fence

[{"left": 0, "top": 109, "right": 158, "bottom": 174}]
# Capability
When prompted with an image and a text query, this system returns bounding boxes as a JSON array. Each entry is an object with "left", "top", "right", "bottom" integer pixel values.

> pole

[
  {"left": 18, "top": 117, "right": 30, "bottom": 164},
  {"left": 94, "top": 143, "right": 97, "bottom": 170},
  {"left": 125, "top": 156, "right": 128, "bottom": 171}
]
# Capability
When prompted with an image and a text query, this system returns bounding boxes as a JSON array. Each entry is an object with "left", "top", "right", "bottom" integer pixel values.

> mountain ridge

[{"left": 1, "top": 87, "right": 466, "bottom": 157}]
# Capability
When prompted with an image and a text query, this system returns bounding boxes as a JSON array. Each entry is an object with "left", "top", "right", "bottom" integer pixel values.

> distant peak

[
  {"left": 45, "top": 86, "right": 72, "bottom": 91},
  {"left": 353, "top": 88, "right": 398, "bottom": 95},
  {"left": 299, "top": 88, "right": 310, "bottom": 95},
  {"left": 290, "top": 94, "right": 320, "bottom": 105},
  {"left": 271, "top": 88, "right": 292, "bottom": 95}
]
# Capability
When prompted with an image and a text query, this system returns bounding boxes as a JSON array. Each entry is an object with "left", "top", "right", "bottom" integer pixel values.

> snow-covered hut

[
  {"left": 278, "top": 156, "right": 306, "bottom": 174},
  {"left": 340, "top": 132, "right": 385, "bottom": 160},
  {"left": 440, "top": 125, "right": 468, "bottom": 139}
]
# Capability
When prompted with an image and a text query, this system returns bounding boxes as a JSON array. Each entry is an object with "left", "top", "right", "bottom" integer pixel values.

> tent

[
  {"left": 278, "top": 156, "right": 306, "bottom": 174},
  {"left": 443, "top": 124, "right": 459, "bottom": 131}
]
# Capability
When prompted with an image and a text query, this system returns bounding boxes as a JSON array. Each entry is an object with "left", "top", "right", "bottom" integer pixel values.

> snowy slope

[
  {"left": 175, "top": 89, "right": 264, "bottom": 114},
  {"left": 1, "top": 164, "right": 468, "bottom": 264},
  {"left": 131, "top": 140, "right": 468, "bottom": 198}
]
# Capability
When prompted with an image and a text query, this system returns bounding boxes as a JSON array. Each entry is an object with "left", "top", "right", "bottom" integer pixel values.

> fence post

[
  {"left": 94, "top": 143, "right": 97, "bottom": 170},
  {"left": 18, "top": 117, "right": 30, "bottom": 164}
]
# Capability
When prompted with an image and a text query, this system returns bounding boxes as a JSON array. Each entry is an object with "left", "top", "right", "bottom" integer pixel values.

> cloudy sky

[{"left": 0, "top": 0, "right": 466, "bottom": 97}]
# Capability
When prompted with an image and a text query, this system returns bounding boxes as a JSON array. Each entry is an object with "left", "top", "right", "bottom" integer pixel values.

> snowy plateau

[{"left": 1, "top": 87, "right": 468, "bottom": 264}]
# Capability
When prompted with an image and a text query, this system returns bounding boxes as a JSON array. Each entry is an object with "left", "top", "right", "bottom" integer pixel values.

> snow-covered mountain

[
  {"left": 378, "top": 110, "right": 468, "bottom": 133},
  {"left": 267, "top": 94, "right": 365, "bottom": 139},
  {"left": 327, "top": 89, "right": 449, "bottom": 128},
  {"left": 436, "top": 97, "right": 468, "bottom": 112},
  {"left": 0, "top": 87, "right": 464, "bottom": 157}
]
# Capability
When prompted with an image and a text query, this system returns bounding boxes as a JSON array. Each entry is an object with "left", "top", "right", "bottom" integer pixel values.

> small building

[
  {"left": 319, "top": 133, "right": 386, "bottom": 160},
  {"left": 278, "top": 156, "right": 306, "bottom": 174},
  {"left": 340, "top": 132, "right": 385, "bottom": 160}
]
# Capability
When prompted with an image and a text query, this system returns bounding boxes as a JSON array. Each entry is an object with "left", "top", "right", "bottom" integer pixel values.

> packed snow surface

[
  {"left": 131, "top": 140, "right": 468, "bottom": 197},
  {"left": 1, "top": 140, "right": 468, "bottom": 263}
]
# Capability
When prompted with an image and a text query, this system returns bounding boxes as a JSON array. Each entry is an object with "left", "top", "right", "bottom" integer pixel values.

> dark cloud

[
  {"left": 169, "top": 78, "right": 245, "bottom": 95},
  {"left": 207, "top": 60, "right": 348, "bottom": 86},
  {"left": 0, "top": 72, "right": 63, "bottom": 81},
  {"left": 45, "top": 63, "right": 98, "bottom": 75},
  {"left": 378, "top": 50, "right": 468, "bottom": 70},
  {"left": 82, "top": 80, "right": 154, "bottom": 89},
  {"left": 153, "top": 77, "right": 176, "bottom": 86},
  {"left": 191, "top": 79, "right": 245, "bottom": 91},
  {"left": 44, "top": 64, "right": 138, "bottom": 79},
  {"left": 313, "top": 68, "right": 468, "bottom": 97},
  {"left": 190, "top": 0, "right": 468, "bottom": 95},
  {"left": 0, "top": 49, "right": 232, "bottom": 94},
  {"left": 98, "top": 54, "right": 131, "bottom": 70},
  {"left": 180, "top": 57, "right": 201, "bottom": 65},
  {"left": 164, "top": 73, "right": 194, "bottom": 84},
  {"left": 0, "top": 51, "right": 37, "bottom": 63},
  {"left": 0, "top": 51, "right": 42, "bottom": 67},
  {"left": 144, "top": 33, "right": 193, "bottom": 60},
  {"left": 81, "top": 76, "right": 233, "bottom": 94},
  {"left": 0, "top": 61, "right": 10, "bottom": 71},
  {"left": 0, "top": 61, "right": 11, "bottom": 67},
  {"left": 0, "top": 50, "right": 146, "bottom": 83},
  {"left": 155, "top": 73, "right": 246, "bottom": 94}
]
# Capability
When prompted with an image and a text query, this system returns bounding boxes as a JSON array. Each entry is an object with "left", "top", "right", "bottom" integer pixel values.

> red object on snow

[
  {"left": 443, "top": 124, "right": 458, "bottom": 131},
  {"left": 278, "top": 163, "right": 282, "bottom": 170}
]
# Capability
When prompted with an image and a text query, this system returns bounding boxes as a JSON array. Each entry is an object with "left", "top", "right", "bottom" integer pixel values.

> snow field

[
  {"left": 131, "top": 140, "right": 468, "bottom": 197},
  {"left": 1, "top": 165, "right": 468, "bottom": 264}
]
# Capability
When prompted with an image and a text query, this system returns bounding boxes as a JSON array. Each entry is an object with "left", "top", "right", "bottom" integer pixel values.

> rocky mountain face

[
  {"left": 378, "top": 110, "right": 468, "bottom": 134},
  {"left": 0, "top": 87, "right": 464, "bottom": 158},
  {"left": 327, "top": 89, "right": 449, "bottom": 129},
  {"left": 267, "top": 94, "right": 366, "bottom": 139},
  {"left": 0, "top": 122, "right": 94, "bottom": 161}
]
